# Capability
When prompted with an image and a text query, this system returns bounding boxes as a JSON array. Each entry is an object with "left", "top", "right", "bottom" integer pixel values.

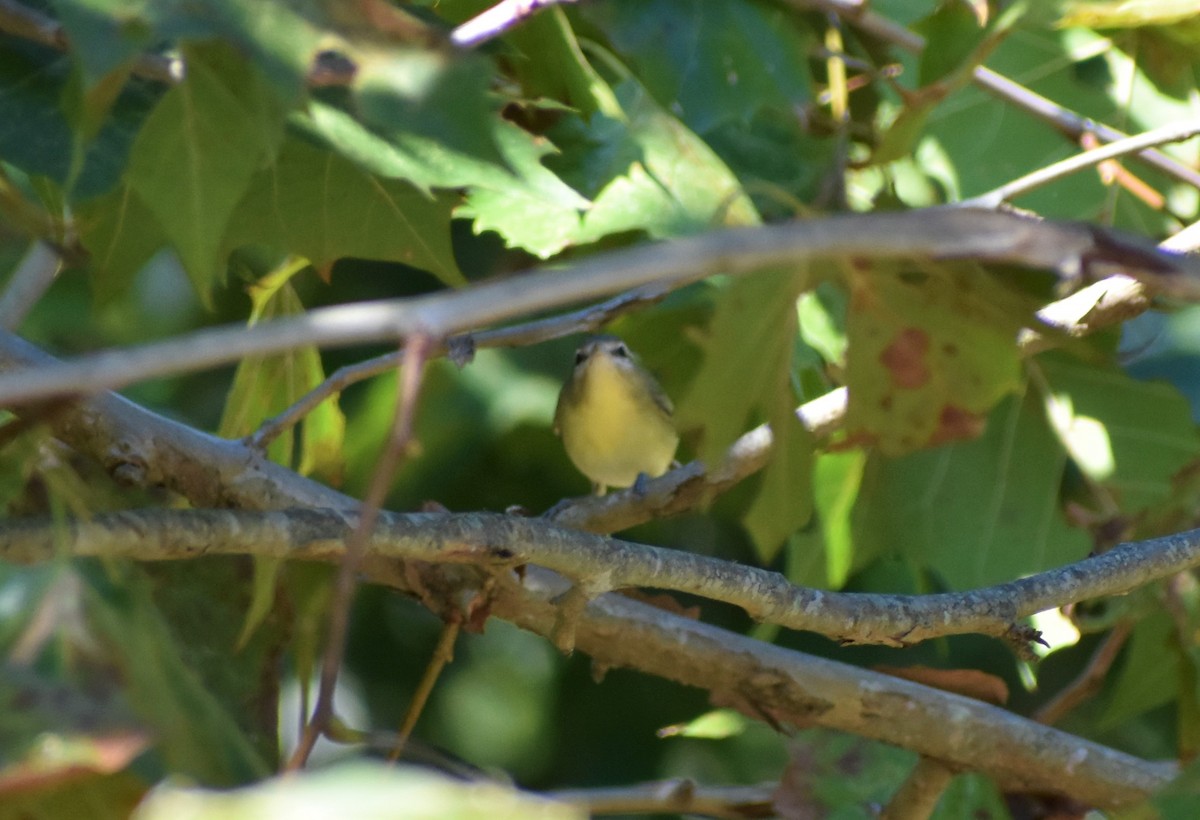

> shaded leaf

[
  {"left": 125, "top": 46, "right": 284, "bottom": 301},
  {"left": 81, "top": 565, "right": 269, "bottom": 786},
  {"left": 354, "top": 47, "right": 502, "bottom": 166},
  {"left": 227, "top": 136, "right": 462, "bottom": 286},
  {"left": 583, "top": 0, "right": 813, "bottom": 134},
  {"left": 677, "top": 269, "right": 812, "bottom": 560},
  {"left": 1100, "top": 609, "right": 1180, "bottom": 729},
  {"left": 76, "top": 184, "right": 165, "bottom": 305},
  {"left": 1039, "top": 354, "right": 1200, "bottom": 512}
]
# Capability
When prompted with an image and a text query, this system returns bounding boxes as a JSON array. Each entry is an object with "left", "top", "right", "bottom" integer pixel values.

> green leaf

[
  {"left": 812, "top": 450, "right": 867, "bottom": 588},
  {"left": 227, "top": 136, "right": 463, "bottom": 286},
  {"left": 677, "top": 269, "right": 812, "bottom": 560},
  {"left": 51, "top": 0, "right": 158, "bottom": 86},
  {"left": 1100, "top": 609, "right": 1180, "bottom": 730},
  {"left": 583, "top": 0, "right": 814, "bottom": 133},
  {"left": 125, "top": 46, "right": 284, "bottom": 301},
  {"left": 540, "top": 78, "right": 761, "bottom": 251},
  {"left": 354, "top": 47, "right": 502, "bottom": 166},
  {"left": 742, "top": 411, "right": 813, "bottom": 562},
  {"left": 76, "top": 184, "right": 166, "bottom": 305},
  {"left": 297, "top": 102, "right": 591, "bottom": 258},
  {"left": 453, "top": 116, "right": 593, "bottom": 258},
  {"left": 1038, "top": 354, "right": 1200, "bottom": 512},
  {"left": 505, "top": 8, "right": 622, "bottom": 118},
  {"left": 853, "top": 387, "right": 1091, "bottom": 589},
  {"left": 218, "top": 259, "right": 346, "bottom": 483},
  {"left": 797, "top": 284, "right": 849, "bottom": 367},
  {"left": 81, "top": 564, "right": 269, "bottom": 786},
  {"left": 216, "top": 260, "right": 344, "bottom": 653},
  {"left": 843, "top": 265, "right": 1024, "bottom": 456},
  {"left": 0, "top": 36, "right": 154, "bottom": 199},
  {"left": 915, "top": 2, "right": 989, "bottom": 87}
]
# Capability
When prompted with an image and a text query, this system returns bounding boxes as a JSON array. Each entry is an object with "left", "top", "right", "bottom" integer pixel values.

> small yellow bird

[{"left": 554, "top": 335, "right": 679, "bottom": 495}]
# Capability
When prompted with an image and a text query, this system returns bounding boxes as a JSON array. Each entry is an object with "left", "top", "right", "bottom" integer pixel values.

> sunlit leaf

[
  {"left": 853, "top": 388, "right": 1090, "bottom": 589},
  {"left": 844, "top": 265, "right": 1024, "bottom": 455},
  {"left": 134, "top": 762, "right": 584, "bottom": 820}
]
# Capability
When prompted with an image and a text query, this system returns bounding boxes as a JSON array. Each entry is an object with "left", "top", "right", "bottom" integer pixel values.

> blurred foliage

[{"left": 0, "top": 0, "right": 1199, "bottom": 815}]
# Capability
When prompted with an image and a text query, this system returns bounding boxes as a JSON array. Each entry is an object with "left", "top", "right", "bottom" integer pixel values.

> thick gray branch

[
  {"left": 0, "top": 330, "right": 1176, "bottom": 806},
  {"left": 3, "top": 508, "right": 1198, "bottom": 647},
  {"left": 497, "top": 567, "right": 1174, "bottom": 808}
]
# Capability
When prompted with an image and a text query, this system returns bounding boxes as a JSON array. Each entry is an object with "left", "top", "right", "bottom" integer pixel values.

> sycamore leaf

[
  {"left": 1038, "top": 354, "right": 1200, "bottom": 512},
  {"left": 76, "top": 184, "right": 166, "bottom": 305},
  {"left": 677, "top": 269, "right": 812, "bottom": 560},
  {"left": 853, "top": 388, "right": 1090, "bottom": 589},
  {"left": 582, "top": 0, "right": 813, "bottom": 133},
  {"left": 217, "top": 259, "right": 346, "bottom": 484},
  {"left": 226, "top": 136, "right": 462, "bottom": 287},
  {"left": 125, "top": 46, "right": 284, "bottom": 302},
  {"left": 844, "top": 265, "right": 1024, "bottom": 455},
  {"left": 218, "top": 259, "right": 345, "bottom": 650}
]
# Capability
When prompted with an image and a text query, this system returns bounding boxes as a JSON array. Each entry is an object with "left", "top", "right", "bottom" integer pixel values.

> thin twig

[
  {"left": 1034, "top": 621, "right": 1132, "bottom": 726},
  {"left": 451, "top": 0, "right": 579, "bottom": 48},
  {"left": 787, "top": 0, "right": 1200, "bottom": 192},
  {"left": 286, "top": 334, "right": 434, "bottom": 770},
  {"left": 387, "top": 616, "right": 461, "bottom": 762},
  {"left": 0, "top": 240, "right": 61, "bottom": 331},
  {"left": 964, "top": 119, "right": 1200, "bottom": 209},
  {"left": 248, "top": 284, "right": 670, "bottom": 450},
  {"left": 882, "top": 757, "right": 956, "bottom": 820},
  {"left": 548, "top": 779, "right": 776, "bottom": 818},
  {"left": 2, "top": 209, "right": 1198, "bottom": 408},
  {"left": 11, "top": 508, "right": 1200, "bottom": 649}
]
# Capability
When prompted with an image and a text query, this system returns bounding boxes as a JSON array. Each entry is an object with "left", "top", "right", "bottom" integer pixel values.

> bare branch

[
  {"left": 289, "top": 335, "right": 434, "bottom": 769},
  {"left": 6, "top": 507, "right": 1200, "bottom": 648},
  {"left": 965, "top": 119, "right": 1200, "bottom": 209},
  {"left": 0, "top": 328, "right": 1177, "bottom": 807},
  {"left": 0, "top": 240, "right": 61, "bottom": 330},
  {"left": 494, "top": 567, "right": 1175, "bottom": 809},
  {"left": 1, "top": 210, "right": 1197, "bottom": 409},
  {"left": 548, "top": 779, "right": 776, "bottom": 818},
  {"left": 451, "top": 0, "right": 579, "bottom": 48},
  {"left": 0, "top": 508, "right": 1180, "bottom": 804}
]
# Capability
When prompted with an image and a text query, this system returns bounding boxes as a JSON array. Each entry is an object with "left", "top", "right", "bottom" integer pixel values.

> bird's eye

[
  {"left": 613, "top": 344, "right": 629, "bottom": 358},
  {"left": 575, "top": 351, "right": 588, "bottom": 365}
]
